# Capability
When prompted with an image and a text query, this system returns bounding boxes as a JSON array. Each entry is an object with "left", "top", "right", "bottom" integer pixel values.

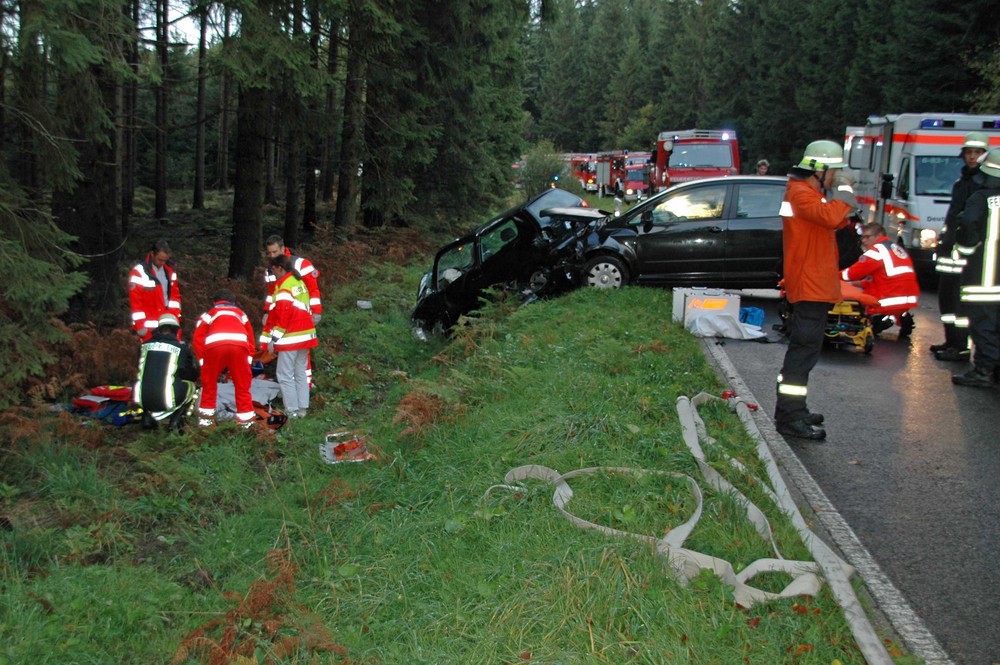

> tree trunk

[
  {"left": 154, "top": 0, "right": 169, "bottom": 220},
  {"left": 215, "top": 6, "right": 232, "bottom": 190},
  {"left": 334, "top": 15, "right": 367, "bottom": 232},
  {"left": 283, "top": 139, "right": 301, "bottom": 246},
  {"left": 51, "top": 63, "right": 123, "bottom": 320},
  {"left": 264, "top": 103, "right": 277, "bottom": 205},
  {"left": 122, "top": 0, "right": 140, "bottom": 231},
  {"left": 192, "top": 2, "right": 208, "bottom": 209},
  {"left": 229, "top": 85, "right": 269, "bottom": 280},
  {"left": 320, "top": 17, "right": 340, "bottom": 202}
]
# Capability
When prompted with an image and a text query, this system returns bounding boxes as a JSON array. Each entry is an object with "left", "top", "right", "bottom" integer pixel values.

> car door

[
  {"left": 726, "top": 180, "right": 785, "bottom": 287},
  {"left": 632, "top": 182, "right": 730, "bottom": 284}
]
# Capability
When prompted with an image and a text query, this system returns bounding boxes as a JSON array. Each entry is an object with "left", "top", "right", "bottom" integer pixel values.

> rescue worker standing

[
  {"left": 775, "top": 140, "right": 855, "bottom": 440},
  {"left": 129, "top": 239, "right": 182, "bottom": 342},
  {"left": 931, "top": 132, "right": 989, "bottom": 361},
  {"left": 134, "top": 313, "right": 198, "bottom": 432},
  {"left": 263, "top": 235, "right": 322, "bottom": 386},
  {"left": 952, "top": 147, "right": 1000, "bottom": 387},
  {"left": 841, "top": 223, "right": 920, "bottom": 336},
  {"left": 192, "top": 290, "right": 256, "bottom": 428},
  {"left": 261, "top": 255, "right": 318, "bottom": 418}
]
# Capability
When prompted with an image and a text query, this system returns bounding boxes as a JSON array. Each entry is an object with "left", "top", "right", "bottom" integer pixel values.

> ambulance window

[
  {"left": 915, "top": 156, "right": 960, "bottom": 196},
  {"left": 897, "top": 158, "right": 911, "bottom": 199}
]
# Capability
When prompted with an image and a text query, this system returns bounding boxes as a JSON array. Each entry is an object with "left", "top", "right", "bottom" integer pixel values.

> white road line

[{"left": 703, "top": 338, "right": 955, "bottom": 665}]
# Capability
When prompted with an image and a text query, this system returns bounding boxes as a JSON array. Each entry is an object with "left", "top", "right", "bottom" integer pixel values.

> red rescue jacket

[
  {"left": 841, "top": 236, "right": 920, "bottom": 314},
  {"left": 128, "top": 253, "right": 182, "bottom": 339},
  {"left": 192, "top": 301, "right": 256, "bottom": 363}
]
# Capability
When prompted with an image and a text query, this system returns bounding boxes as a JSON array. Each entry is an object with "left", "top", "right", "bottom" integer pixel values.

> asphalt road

[{"left": 709, "top": 291, "right": 1000, "bottom": 665}]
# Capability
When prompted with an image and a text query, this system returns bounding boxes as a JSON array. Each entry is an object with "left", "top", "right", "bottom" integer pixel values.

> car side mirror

[{"left": 641, "top": 209, "right": 653, "bottom": 232}]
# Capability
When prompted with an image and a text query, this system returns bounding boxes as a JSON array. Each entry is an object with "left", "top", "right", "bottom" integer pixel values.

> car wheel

[{"left": 583, "top": 255, "right": 628, "bottom": 289}]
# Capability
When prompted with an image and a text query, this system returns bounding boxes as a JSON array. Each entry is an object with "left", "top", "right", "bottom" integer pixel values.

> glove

[
  {"left": 261, "top": 313, "right": 268, "bottom": 327},
  {"left": 267, "top": 341, "right": 275, "bottom": 354},
  {"left": 312, "top": 314, "right": 322, "bottom": 326},
  {"left": 137, "top": 327, "right": 148, "bottom": 338},
  {"left": 829, "top": 174, "right": 856, "bottom": 205}
]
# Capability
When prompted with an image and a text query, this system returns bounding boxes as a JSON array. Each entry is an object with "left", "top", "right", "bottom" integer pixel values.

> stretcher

[{"left": 824, "top": 282, "right": 880, "bottom": 354}]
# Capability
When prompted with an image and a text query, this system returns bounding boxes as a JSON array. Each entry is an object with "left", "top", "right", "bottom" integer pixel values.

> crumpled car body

[{"left": 412, "top": 188, "right": 604, "bottom": 335}]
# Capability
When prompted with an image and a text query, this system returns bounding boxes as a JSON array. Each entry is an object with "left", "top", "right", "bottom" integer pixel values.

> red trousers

[{"left": 199, "top": 344, "right": 254, "bottom": 423}]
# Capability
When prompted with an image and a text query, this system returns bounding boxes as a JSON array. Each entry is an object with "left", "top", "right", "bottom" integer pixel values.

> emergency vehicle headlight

[{"left": 919, "top": 229, "right": 938, "bottom": 249}]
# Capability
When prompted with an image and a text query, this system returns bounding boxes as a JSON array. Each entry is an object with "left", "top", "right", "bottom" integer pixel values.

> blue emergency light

[{"left": 920, "top": 119, "right": 944, "bottom": 128}]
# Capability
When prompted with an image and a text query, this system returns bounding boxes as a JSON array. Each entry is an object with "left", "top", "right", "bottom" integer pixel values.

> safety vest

[
  {"left": 260, "top": 273, "right": 318, "bottom": 351},
  {"left": 264, "top": 249, "right": 322, "bottom": 314}
]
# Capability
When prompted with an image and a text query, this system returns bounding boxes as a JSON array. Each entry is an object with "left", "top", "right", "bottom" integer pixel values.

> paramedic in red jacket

[
  {"left": 192, "top": 289, "right": 256, "bottom": 428},
  {"left": 260, "top": 255, "right": 318, "bottom": 418},
  {"left": 775, "top": 140, "right": 855, "bottom": 441},
  {"left": 841, "top": 223, "right": 920, "bottom": 335},
  {"left": 129, "top": 239, "right": 182, "bottom": 342}
]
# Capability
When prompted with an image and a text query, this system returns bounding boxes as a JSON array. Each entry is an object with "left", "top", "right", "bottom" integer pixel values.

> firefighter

[
  {"left": 841, "top": 223, "right": 920, "bottom": 335},
  {"left": 260, "top": 254, "right": 318, "bottom": 418},
  {"left": 134, "top": 314, "right": 199, "bottom": 432},
  {"left": 931, "top": 131, "right": 989, "bottom": 361},
  {"left": 263, "top": 235, "right": 321, "bottom": 386},
  {"left": 192, "top": 290, "right": 256, "bottom": 428},
  {"left": 952, "top": 147, "right": 1000, "bottom": 387},
  {"left": 128, "top": 239, "right": 182, "bottom": 342},
  {"left": 775, "top": 140, "right": 856, "bottom": 440}
]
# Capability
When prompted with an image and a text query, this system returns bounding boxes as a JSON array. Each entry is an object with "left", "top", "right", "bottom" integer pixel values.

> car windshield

[
  {"left": 669, "top": 144, "right": 733, "bottom": 168},
  {"left": 914, "top": 155, "right": 961, "bottom": 196},
  {"left": 525, "top": 189, "right": 584, "bottom": 228},
  {"left": 435, "top": 242, "right": 474, "bottom": 284}
]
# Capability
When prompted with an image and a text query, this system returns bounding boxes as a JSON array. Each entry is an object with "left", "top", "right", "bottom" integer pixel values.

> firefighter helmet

[
  {"left": 979, "top": 147, "right": 1000, "bottom": 178},
  {"left": 158, "top": 313, "right": 180, "bottom": 329},
  {"left": 960, "top": 131, "right": 990, "bottom": 156},
  {"left": 796, "top": 140, "right": 846, "bottom": 171}
]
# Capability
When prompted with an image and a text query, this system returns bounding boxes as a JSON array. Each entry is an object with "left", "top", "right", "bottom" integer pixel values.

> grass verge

[{"left": 1, "top": 262, "right": 919, "bottom": 664}]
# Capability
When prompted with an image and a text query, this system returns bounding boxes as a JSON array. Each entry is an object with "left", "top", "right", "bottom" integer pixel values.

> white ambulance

[{"left": 845, "top": 113, "right": 1000, "bottom": 274}]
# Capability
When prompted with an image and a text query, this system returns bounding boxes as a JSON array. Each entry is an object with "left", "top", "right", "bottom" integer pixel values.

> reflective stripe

[
  {"left": 199, "top": 407, "right": 215, "bottom": 417},
  {"left": 205, "top": 332, "right": 250, "bottom": 345},
  {"left": 777, "top": 384, "right": 808, "bottom": 397},
  {"left": 955, "top": 317, "right": 970, "bottom": 328},
  {"left": 236, "top": 411, "right": 255, "bottom": 423},
  {"left": 879, "top": 295, "right": 918, "bottom": 308},
  {"left": 132, "top": 311, "right": 146, "bottom": 322},
  {"left": 940, "top": 314, "right": 956, "bottom": 324},
  {"left": 779, "top": 200, "right": 793, "bottom": 217}
]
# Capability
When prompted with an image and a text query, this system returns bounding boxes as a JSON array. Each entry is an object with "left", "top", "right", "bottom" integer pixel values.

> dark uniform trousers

[{"left": 775, "top": 301, "right": 830, "bottom": 425}]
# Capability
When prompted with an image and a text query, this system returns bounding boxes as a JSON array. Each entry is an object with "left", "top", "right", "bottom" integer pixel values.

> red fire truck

[{"left": 650, "top": 129, "right": 740, "bottom": 192}]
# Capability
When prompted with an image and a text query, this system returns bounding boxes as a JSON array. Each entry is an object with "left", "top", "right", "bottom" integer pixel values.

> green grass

[{"left": 0, "top": 262, "right": 920, "bottom": 664}]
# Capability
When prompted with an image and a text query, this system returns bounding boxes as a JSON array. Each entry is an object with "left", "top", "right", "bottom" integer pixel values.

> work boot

[
  {"left": 167, "top": 410, "right": 187, "bottom": 435},
  {"left": 898, "top": 313, "right": 915, "bottom": 337},
  {"left": 935, "top": 347, "right": 971, "bottom": 362},
  {"left": 776, "top": 419, "right": 827, "bottom": 441},
  {"left": 929, "top": 341, "right": 950, "bottom": 353},
  {"left": 872, "top": 316, "right": 893, "bottom": 335},
  {"left": 141, "top": 411, "right": 158, "bottom": 430},
  {"left": 951, "top": 366, "right": 994, "bottom": 388},
  {"left": 804, "top": 412, "right": 825, "bottom": 426}
]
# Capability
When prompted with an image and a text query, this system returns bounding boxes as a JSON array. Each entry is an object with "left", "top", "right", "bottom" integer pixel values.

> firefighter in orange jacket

[
  {"left": 261, "top": 254, "right": 318, "bottom": 418},
  {"left": 192, "top": 289, "right": 256, "bottom": 427},
  {"left": 841, "top": 223, "right": 920, "bottom": 335},
  {"left": 775, "top": 140, "right": 855, "bottom": 441},
  {"left": 129, "top": 239, "right": 182, "bottom": 342}
]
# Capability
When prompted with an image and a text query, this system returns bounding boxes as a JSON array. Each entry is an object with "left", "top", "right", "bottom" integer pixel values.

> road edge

[{"left": 702, "top": 337, "right": 954, "bottom": 665}]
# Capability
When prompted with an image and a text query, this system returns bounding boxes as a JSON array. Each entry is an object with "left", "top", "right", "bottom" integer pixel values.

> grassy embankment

[{"left": 0, "top": 193, "right": 918, "bottom": 664}]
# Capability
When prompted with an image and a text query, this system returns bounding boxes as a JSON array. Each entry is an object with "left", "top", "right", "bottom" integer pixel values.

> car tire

[{"left": 583, "top": 255, "right": 629, "bottom": 289}]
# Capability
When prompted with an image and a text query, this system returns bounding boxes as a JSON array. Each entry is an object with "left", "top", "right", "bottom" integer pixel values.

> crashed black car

[
  {"left": 579, "top": 175, "right": 788, "bottom": 289},
  {"left": 412, "top": 188, "right": 605, "bottom": 335}
]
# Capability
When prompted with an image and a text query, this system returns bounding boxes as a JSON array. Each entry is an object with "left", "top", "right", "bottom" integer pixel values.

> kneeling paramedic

[
  {"left": 134, "top": 313, "right": 199, "bottom": 432},
  {"left": 192, "top": 289, "right": 257, "bottom": 428}
]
